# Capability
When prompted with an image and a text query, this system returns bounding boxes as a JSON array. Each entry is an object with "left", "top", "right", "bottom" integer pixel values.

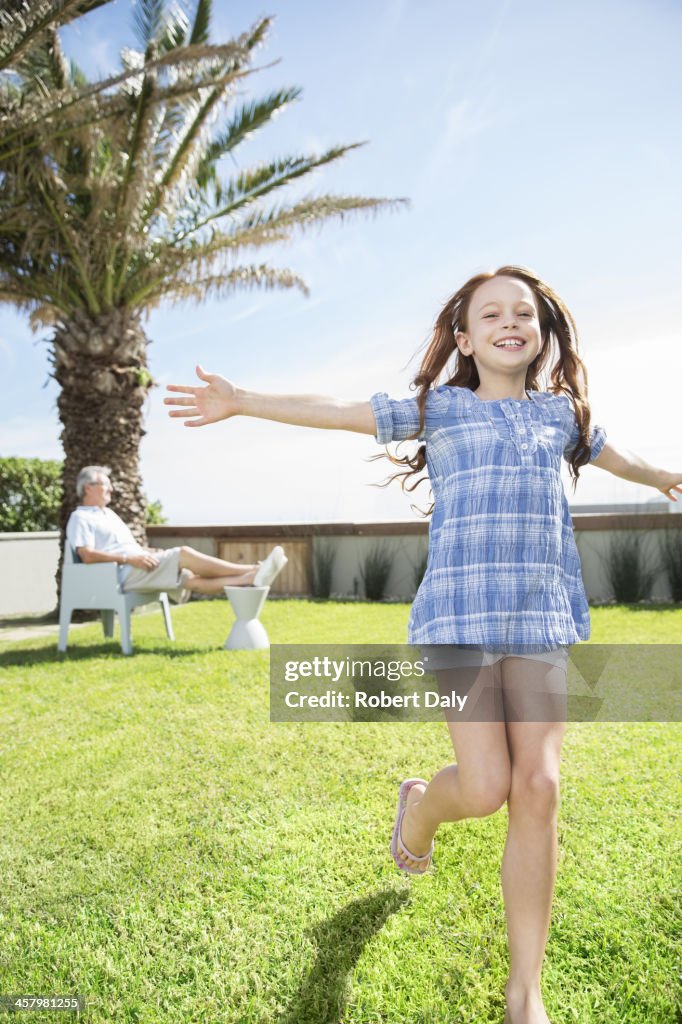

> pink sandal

[{"left": 390, "top": 778, "right": 434, "bottom": 876}]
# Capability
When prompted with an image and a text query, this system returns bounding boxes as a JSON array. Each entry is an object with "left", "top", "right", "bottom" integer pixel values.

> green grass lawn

[{"left": 0, "top": 602, "right": 680, "bottom": 1023}]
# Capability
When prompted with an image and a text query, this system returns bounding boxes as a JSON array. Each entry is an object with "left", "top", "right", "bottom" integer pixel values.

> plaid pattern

[{"left": 370, "top": 386, "right": 607, "bottom": 651}]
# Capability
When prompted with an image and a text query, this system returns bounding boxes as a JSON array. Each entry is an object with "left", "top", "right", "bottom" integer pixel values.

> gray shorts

[
  {"left": 421, "top": 644, "right": 570, "bottom": 722},
  {"left": 122, "top": 547, "right": 192, "bottom": 595},
  {"left": 420, "top": 644, "right": 570, "bottom": 672}
]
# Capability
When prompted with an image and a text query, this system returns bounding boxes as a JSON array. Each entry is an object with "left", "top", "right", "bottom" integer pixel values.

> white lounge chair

[{"left": 58, "top": 545, "right": 174, "bottom": 656}]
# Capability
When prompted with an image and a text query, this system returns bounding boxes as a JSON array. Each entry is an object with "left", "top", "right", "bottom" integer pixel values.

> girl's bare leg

[
  {"left": 500, "top": 656, "right": 568, "bottom": 1024},
  {"left": 397, "top": 655, "right": 566, "bottom": 1023},
  {"left": 398, "top": 662, "right": 512, "bottom": 868}
]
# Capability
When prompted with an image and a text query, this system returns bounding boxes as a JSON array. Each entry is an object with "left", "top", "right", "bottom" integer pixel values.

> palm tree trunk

[{"left": 52, "top": 308, "right": 153, "bottom": 553}]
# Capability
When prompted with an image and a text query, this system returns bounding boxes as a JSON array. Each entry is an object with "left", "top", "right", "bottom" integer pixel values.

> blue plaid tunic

[{"left": 370, "top": 386, "right": 607, "bottom": 651}]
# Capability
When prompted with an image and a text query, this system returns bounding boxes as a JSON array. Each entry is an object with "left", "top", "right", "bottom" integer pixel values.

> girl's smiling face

[{"left": 455, "top": 276, "right": 543, "bottom": 376}]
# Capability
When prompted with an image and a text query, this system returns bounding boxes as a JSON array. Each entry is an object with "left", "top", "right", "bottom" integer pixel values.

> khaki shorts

[
  {"left": 421, "top": 644, "right": 570, "bottom": 672},
  {"left": 122, "top": 547, "right": 192, "bottom": 596}
]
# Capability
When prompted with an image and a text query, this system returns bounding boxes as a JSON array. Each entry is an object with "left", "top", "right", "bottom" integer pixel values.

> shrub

[
  {"left": 144, "top": 499, "right": 167, "bottom": 525},
  {"left": 659, "top": 525, "right": 682, "bottom": 602},
  {"left": 602, "top": 530, "right": 658, "bottom": 602},
  {"left": 0, "top": 457, "right": 62, "bottom": 531},
  {"left": 312, "top": 540, "right": 336, "bottom": 598},
  {"left": 360, "top": 541, "right": 395, "bottom": 600}
]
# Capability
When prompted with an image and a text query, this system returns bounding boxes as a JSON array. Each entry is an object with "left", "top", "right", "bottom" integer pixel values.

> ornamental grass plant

[{"left": 359, "top": 542, "right": 395, "bottom": 600}]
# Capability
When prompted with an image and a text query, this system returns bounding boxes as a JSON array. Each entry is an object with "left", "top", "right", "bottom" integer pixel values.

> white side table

[{"left": 224, "top": 586, "right": 270, "bottom": 649}]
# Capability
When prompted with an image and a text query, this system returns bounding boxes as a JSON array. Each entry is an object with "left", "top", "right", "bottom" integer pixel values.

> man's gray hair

[{"left": 76, "top": 465, "right": 111, "bottom": 499}]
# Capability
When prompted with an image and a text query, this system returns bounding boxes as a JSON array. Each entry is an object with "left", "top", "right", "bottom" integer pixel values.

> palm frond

[
  {"left": 133, "top": 0, "right": 166, "bottom": 55},
  {"left": 132, "top": 18, "right": 275, "bottom": 235},
  {"left": 29, "top": 304, "right": 60, "bottom": 327},
  {"left": 243, "top": 194, "right": 409, "bottom": 234},
  {"left": 188, "top": 0, "right": 210, "bottom": 45},
  {"left": 136, "top": 263, "right": 309, "bottom": 310},
  {"left": 141, "top": 87, "right": 224, "bottom": 223},
  {"left": 68, "top": 57, "right": 87, "bottom": 88},
  {"left": 34, "top": 178, "right": 101, "bottom": 313},
  {"left": 156, "top": 2, "right": 190, "bottom": 55},
  {"left": 114, "top": 223, "right": 292, "bottom": 300},
  {"left": 133, "top": 0, "right": 192, "bottom": 57},
  {"left": 230, "top": 195, "right": 409, "bottom": 250},
  {"left": 0, "top": 288, "right": 41, "bottom": 313},
  {"left": 17, "top": 25, "right": 70, "bottom": 94},
  {"left": 178, "top": 144, "right": 367, "bottom": 240},
  {"left": 113, "top": 193, "right": 407, "bottom": 308},
  {"left": 0, "top": 278, "right": 70, "bottom": 317},
  {"left": 196, "top": 88, "right": 302, "bottom": 188}
]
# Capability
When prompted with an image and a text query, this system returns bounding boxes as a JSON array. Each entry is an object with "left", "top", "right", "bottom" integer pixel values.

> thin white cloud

[
  {"left": 421, "top": 96, "right": 496, "bottom": 188},
  {"left": 469, "top": 0, "right": 514, "bottom": 88},
  {"left": 417, "top": 0, "right": 514, "bottom": 189},
  {"left": 277, "top": 295, "right": 329, "bottom": 318},
  {"left": 227, "top": 300, "right": 269, "bottom": 324}
]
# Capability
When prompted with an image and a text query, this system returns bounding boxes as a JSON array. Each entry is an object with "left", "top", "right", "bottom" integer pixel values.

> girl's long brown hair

[{"left": 376, "top": 265, "right": 596, "bottom": 514}]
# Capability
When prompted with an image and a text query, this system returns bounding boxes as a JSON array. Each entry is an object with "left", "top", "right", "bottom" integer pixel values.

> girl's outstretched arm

[
  {"left": 592, "top": 441, "right": 682, "bottom": 502},
  {"left": 164, "top": 365, "right": 377, "bottom": 434}
]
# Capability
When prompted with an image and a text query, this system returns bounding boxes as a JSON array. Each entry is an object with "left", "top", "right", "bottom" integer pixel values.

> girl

[{"left": 165, "top": 265, "right": 681, "bottom": 1024}]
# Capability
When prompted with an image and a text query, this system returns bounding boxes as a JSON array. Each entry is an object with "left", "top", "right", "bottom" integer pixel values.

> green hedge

[{"left": 0, "top": 457, "right": 63, "bottom": 531}]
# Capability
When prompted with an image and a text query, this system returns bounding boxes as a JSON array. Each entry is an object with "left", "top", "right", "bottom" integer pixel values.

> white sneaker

[{"left": 253, "top": 546, "right": 288, "bottom": 587}]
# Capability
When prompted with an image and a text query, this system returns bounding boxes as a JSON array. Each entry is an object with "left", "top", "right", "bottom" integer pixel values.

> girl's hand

[
  {"left": 655, "top": 471, "right": 682, "bottom": 502},
  {"left": 164, "top": 365, "right": 240, "bottom": 427},
  {"left": 166, "top": 367, "right": 376, "bottom": 433}
]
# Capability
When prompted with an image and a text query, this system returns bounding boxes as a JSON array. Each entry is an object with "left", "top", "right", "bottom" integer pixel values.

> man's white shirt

[{"left": 66, "top": 506, "right": 144, "bottom": 580}]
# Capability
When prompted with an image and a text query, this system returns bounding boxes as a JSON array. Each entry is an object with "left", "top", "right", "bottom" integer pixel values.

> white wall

[
  {"left": 0, "top": 532, "right": 59, "bottom": 616},
  {"left": 1, "top": 522, "right": 680, "bottom": 617}
]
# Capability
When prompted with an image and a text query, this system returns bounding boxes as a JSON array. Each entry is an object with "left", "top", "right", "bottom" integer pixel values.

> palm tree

[{"left": 0, "top": 0, "right": 406, "bottom": 543}]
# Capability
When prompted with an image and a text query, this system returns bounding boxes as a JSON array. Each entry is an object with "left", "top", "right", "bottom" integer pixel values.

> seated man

[{"left": 65, "top": 466, "right": 287, "bottom": 602}]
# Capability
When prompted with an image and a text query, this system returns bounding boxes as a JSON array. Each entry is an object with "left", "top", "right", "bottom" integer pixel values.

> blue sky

[{"left": 2, "top": 0, "right": 681, "bottom": 523}]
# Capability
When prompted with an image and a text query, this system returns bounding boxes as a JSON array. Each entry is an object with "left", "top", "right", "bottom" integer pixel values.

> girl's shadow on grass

[{"left": 276, "top": 889, "right": 409, "bottom": 1024}]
